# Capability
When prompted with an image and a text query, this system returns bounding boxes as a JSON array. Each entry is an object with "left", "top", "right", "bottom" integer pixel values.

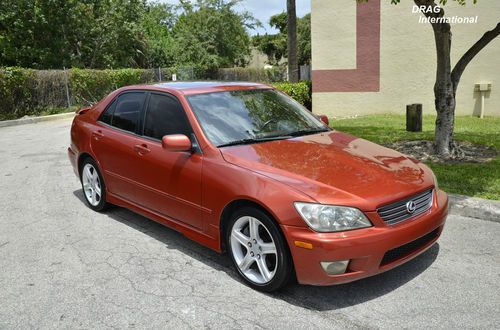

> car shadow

[
  {"left": 73, "top": 189, "right": 440, "bottom": 311},
  {"left": 272, "top": 244, "right": 439, "bottom": 311}
]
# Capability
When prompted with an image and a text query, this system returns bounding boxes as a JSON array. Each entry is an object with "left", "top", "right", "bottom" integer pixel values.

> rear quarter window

[{"left": 98, "top": 100, "right": 116, "bottom": 125}]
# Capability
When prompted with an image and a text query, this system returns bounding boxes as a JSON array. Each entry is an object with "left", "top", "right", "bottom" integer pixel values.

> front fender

[{"left": 201, "top": 157, "right": 313, "bottom": 247}]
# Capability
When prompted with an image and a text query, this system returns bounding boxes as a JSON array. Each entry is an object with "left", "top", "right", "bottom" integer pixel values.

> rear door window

[{"left": 111, "top": 92, "right": 146, "bottom": 133}]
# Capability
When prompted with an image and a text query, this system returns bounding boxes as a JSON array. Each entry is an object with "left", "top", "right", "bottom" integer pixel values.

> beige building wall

[{"left": 312, "top": 0, "right": 500, "bottom": 117}]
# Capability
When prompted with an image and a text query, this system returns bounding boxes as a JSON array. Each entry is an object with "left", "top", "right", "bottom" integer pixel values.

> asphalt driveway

[{"left": 0, "top": 118, "right": 499, "bottom": 329}]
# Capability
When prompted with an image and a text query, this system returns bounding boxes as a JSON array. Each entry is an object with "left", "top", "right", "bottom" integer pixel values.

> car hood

[{"left": 220, "top": 131, "right": 434, "bottom": 211}]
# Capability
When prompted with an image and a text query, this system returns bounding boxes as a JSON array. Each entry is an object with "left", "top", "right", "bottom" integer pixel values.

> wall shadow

[{"left": 73, "top": 189, "right": 440, "bottom": 312}]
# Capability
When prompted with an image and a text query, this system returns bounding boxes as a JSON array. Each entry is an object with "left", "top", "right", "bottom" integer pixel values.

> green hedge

[
  {"left": 0, "top": 66, "right": 311, "bottom": 120},
  {"left": 70, "top": 68, "right": 155, "bottom": 105},
  {"left": 0, "top": 67, "right": 157, "bottom": 120},
  {"left": 0, "top": 67, "right": 35, "bottom": 119},
  {"left": 272, "top": 80, "right": 312, "bottom": 110}
]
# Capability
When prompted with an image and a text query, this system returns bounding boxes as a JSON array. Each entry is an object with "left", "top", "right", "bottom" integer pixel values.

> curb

[
  {"left": 0, "top": 112, "right": 75, "bottom": 128},
  {"left": 449, "top": 194, "right": 500, "bottom": 223}
]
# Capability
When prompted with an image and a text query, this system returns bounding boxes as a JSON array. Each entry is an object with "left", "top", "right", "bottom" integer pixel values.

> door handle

[
  {"left": 134, "top": 144, "right": 150, "bottom": 155},
  {"left": 92, "top": 130, "right": 104, "bottom": 140}
]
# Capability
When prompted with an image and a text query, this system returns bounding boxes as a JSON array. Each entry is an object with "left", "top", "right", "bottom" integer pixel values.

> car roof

[{"left": 122, "top": 81, "right": 273, "bottom": 95}]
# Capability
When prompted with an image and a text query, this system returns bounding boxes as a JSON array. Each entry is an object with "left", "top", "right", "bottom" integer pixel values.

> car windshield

[{"left": 187, "top": 89, "right": 329, "bottom": 147}]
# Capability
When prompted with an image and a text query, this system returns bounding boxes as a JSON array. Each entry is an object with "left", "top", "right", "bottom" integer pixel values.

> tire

[
  {"left": 226, "top": 206, "right": 294, "bottom": 292},
  {"left": 80, "top": 157, "right": 108, "bottom": 212}
]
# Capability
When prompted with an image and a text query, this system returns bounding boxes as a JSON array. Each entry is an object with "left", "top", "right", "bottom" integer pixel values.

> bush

[
  {"left": 31, "top": 70, "right": 69, "bottom": 109},
  {"left": 272, "top": 81, "right": 312, "bottom": 110},
  {"left": 70, "top": 68, "right": 155, "bottom": 105},
  {"left": 0, "top": 67, "right": 35, "bottom": 120},
  {"left": 0, "top": 67, "right": 156, "bottom": 119}
]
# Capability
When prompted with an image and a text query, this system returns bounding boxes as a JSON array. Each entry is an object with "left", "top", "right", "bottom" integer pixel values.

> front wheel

[{"left": 226, "top": 207, "right": 293, "bottom": 292}]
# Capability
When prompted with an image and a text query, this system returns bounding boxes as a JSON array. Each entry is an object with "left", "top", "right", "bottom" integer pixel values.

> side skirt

[{"left": 106, "top": 192, "right": 222, "bottom": 253}]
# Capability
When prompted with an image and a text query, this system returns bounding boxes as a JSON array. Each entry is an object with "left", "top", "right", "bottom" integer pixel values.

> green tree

[
  {"left": 360, "top": 0, "right": 500, "bottom": 156},
  {"left": 252, "top": 13, "right": 311, "bottom": 67},
  {"left": 297, "top": 14, "right": 311, "bottom": 65},
  {"left": 171, "top": 0, "right": 258, "bottom": 71},
  {"left": 0, "top": 0, "right": 153, "bottom": 69},
  {"left": 82, "top": 0, "right": 149, "bottom": 68},
  {"left": 252, "top": 34, "right": 287, "bottom": 66},
  {"left": 0, "top": 0, "right": 260, "bottom": 71},
  {"left": 0, "top": 0, "right": 77, "bottom": 68},
  {"left": 141, "top": 2, "right": 176, "bottom": 67}
]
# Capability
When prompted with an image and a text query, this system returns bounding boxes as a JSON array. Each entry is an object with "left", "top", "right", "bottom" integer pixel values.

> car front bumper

[{"left": 282, "top": 190, "right": 448, "bottom": 286}]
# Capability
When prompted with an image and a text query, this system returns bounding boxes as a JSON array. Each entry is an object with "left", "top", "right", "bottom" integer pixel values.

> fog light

[{"left": 320, "top": 260, "right": 349, "bottom": 275}]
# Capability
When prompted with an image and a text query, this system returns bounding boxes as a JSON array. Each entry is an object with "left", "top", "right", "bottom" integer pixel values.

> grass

[
  {"left": 330, "top": 114, "right": 500, "bottom": 200},
  {"left": 38, "top": 106, "right": 78, "bottom": 116}
]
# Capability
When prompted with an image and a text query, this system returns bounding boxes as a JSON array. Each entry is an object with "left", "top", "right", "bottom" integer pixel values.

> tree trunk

[
  {"left": 287, "top": 0, "right": 299, "bottom": 83},
  {"left": 414, "top": 0, "right": 454, "bottom": 156},
  {"left": 432, "top": 23, "right": 455, "bottom": 157}
]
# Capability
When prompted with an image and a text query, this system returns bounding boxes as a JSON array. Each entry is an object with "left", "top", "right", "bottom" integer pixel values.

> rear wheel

[
  {"left": 80, "top": 158, "right": 108, "bottom": 212},
  {"left": 226, "top": 207, "right": 293, "bottom": 292}
]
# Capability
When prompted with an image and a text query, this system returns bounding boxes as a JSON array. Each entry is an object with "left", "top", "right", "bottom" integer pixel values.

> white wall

[{"left": 312, "top": 0, "right": 500, "bottom": 117}]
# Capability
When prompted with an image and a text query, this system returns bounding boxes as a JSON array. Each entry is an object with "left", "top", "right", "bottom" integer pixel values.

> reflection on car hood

[{"left": 220, "top": 131, "right": 434, "bottom": 210}]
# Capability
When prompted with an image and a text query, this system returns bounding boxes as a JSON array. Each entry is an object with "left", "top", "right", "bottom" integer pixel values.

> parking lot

[{"left": 0, "top": 118, "right": 499, "bottom": 329}]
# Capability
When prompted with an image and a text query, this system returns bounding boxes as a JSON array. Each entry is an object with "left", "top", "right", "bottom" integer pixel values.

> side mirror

[
  {"left": 162, "top": 134, "right": 192, "bottom": 152},
  {"left": 318, "top": 114, "right": 330, "bottom": 126}
]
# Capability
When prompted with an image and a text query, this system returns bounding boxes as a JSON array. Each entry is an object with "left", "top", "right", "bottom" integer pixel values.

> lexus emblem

[{"left": 406, "top": 201, "right": 417, "bottom": 214}]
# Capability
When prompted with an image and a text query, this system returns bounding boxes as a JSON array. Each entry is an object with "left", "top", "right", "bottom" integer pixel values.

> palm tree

[{"left": 287, "top": 0, "right": 299, "bottom": 83}]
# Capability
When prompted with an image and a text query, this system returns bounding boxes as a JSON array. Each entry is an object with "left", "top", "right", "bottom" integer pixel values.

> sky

[{"left": 156, "top": 0, "right": 311, "bottom": 35}]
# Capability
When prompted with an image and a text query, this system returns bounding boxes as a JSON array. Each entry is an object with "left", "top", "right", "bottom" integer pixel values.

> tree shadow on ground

[{"left": 73, "top": 189, "right": 440, "bottom": 312}]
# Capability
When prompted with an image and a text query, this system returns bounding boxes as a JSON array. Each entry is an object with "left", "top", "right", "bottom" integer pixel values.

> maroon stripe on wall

[{"left": 312, "top": 0, "right": 381, "bottom": 93}]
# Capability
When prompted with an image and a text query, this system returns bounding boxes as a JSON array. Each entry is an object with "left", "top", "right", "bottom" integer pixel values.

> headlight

[{"left": 294, "top": 202, "right": 372, "bottom": 232}]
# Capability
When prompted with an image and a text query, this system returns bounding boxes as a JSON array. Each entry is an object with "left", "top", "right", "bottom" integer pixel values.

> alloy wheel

[{"left": 230, "top": 216, "right": 278, "bottom": 284}]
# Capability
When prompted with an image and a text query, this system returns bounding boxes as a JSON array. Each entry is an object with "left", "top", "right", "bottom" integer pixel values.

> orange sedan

[{"left": 68, "top": 82, "right": 448, "bottom": 292}]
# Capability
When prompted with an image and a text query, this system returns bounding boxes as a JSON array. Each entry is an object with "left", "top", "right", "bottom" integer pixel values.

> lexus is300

[{"left": 68, "top": 82, "right": 448, "bottom": 292}]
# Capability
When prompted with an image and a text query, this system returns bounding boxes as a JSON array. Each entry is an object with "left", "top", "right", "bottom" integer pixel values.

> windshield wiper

[
  {"left": 217, "top": 135, "right": 291, "bottom": 148},
  {"left": 288, "top": 127, "right": 331, "bottom": 137},
  {"left": 217, "top": 128, "right": 330, "bottom": 147}
]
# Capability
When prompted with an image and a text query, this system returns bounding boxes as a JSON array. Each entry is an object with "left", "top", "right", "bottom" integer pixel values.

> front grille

[
  {"left": 378, "top": 189, "right": 433, "bottom": 225},
  {"left": 381, "top": 228, "right": 439, "bottom": 266}
]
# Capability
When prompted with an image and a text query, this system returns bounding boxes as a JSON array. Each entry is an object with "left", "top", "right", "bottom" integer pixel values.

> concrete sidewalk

[{"left": 0, "top": 112, "right": 75, "bottom": 128}]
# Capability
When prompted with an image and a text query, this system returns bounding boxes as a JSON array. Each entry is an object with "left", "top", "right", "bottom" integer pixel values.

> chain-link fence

[{"left": 0, "top": 66, "right": 292, "bottom": 120}]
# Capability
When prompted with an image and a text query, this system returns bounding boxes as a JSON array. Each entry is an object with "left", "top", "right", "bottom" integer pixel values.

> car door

[
  {"left": 90, "top": 91, "right": 149, "bottom": 203},
  {"left": 131, "top": 92, "right": 203, "bottom": 230}
]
